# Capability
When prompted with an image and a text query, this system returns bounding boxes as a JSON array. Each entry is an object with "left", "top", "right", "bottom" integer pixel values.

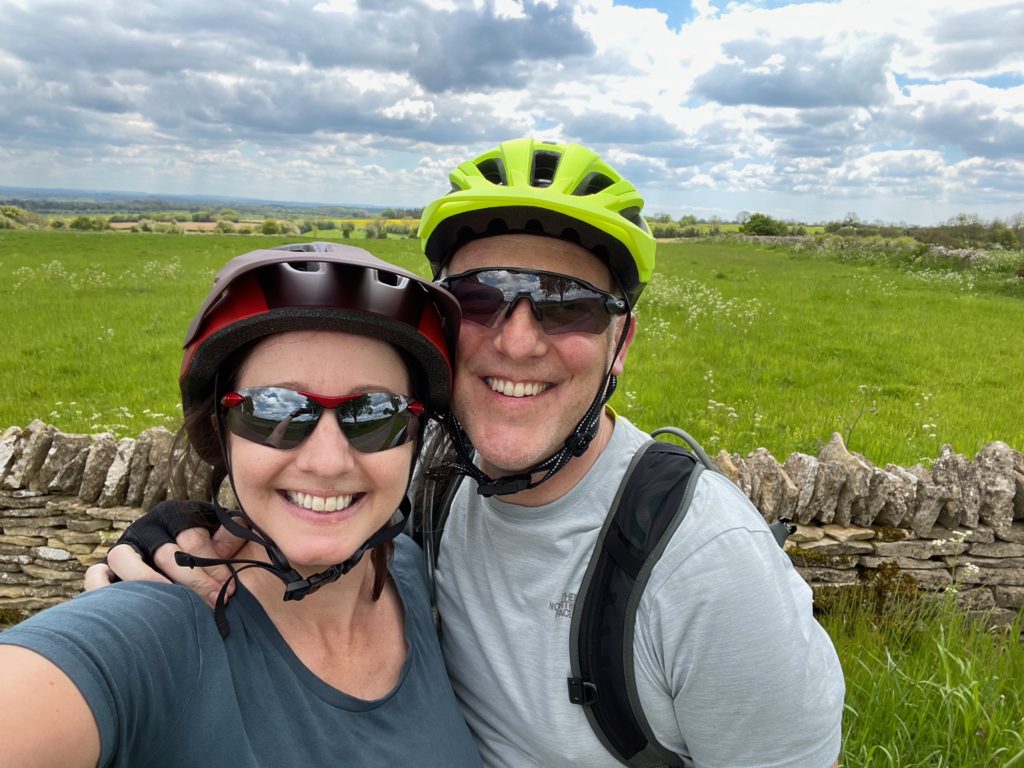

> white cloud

[
  {"left": 493, "top": 0, "right": 528, "bottom": 19},
  {"left": 312, "top": 0, "right": 357, "bottom": 13},
  {"left": 0, "top": 0, "right": 1020, "bottom": 224}
]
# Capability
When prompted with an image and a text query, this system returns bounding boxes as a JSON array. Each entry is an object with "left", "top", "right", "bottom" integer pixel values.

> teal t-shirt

[{"left": 1, "top": 534, "right": 481, "bottom": 768}]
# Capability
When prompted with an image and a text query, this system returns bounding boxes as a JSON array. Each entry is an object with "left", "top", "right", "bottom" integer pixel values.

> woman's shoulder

[
  {"left": 388, "top": 534, "right": 434, "bottom": 621},
  {"left": 5, "top": 582, "right": 210, "bottom": 647},
  {"left": 391, "top": 532, "right": 426, "bottom": 571}
]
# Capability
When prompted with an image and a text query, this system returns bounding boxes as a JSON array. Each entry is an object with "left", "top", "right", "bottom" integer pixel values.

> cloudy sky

[{"left": 1, "top": 0, "right": 1021, "bottom": 225}]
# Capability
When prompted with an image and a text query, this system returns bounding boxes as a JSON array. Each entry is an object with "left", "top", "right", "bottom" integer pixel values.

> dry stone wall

[{"left": 2, "top": 421, "right": 1023, "bottom": 628}]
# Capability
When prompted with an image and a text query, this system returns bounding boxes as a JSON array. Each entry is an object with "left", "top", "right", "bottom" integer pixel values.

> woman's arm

[{"left": 0, "top": 645, "right": 101, "bottom": 768}]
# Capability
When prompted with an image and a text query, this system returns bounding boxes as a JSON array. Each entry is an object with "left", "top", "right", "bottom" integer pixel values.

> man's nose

[{"left": 492, "top": 297, "right": 548, "bottom": 357}]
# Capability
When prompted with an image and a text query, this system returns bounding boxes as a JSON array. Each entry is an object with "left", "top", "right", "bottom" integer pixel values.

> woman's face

[{"left": 226, "top": 330, "right": 415, "bottom": 573}]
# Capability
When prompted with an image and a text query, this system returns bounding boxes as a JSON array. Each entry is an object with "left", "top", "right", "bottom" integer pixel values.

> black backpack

[{"left": 417, "top": 427, "right": 792, "bottom": 768}]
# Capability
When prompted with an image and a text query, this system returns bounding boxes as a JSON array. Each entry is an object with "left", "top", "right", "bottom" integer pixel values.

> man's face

[{"left": 446, "top": 234, "right": 632, "bottom": 477}]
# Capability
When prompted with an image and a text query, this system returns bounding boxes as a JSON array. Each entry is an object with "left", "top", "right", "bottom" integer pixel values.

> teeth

[
  {"left": 286, "top": 491, "right": 354, "bottom": 512},
  {"left": 487, "top": 378, "right": 549, "bottom": 398}
]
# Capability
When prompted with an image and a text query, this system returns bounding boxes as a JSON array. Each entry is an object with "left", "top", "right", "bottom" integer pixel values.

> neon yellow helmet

[{"left": 419, "top": 138, "right": 656, "bottom": 305}]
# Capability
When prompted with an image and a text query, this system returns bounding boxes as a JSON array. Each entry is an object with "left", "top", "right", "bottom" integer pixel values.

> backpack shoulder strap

[
  {"left": 567, "top": 436, "right": 703, "bottom": 767},
  {"left": 413, "top": 470, "right": 465, "bottom": 634}
]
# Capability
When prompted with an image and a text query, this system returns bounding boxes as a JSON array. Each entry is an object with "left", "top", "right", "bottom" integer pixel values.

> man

[{"left": 90, "top": 138, "right": 844, "bottom": 767}]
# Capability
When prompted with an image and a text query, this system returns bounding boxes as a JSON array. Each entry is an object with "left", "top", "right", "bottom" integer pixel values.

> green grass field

[
  {"left": 2, "top": 229, "right": 1024, "bottom": 764},
  {"left": 1, "top": 230, "right": 1022, "bottom": 466}
]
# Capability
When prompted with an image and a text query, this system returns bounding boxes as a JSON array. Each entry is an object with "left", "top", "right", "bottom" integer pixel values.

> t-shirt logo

[{"left": 549, "top": 592, "right": 576, "bottom": 619}]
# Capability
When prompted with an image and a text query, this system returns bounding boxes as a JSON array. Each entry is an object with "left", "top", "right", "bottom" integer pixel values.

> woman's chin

[{"left": 279, "top": 544, "right": 365, "bottom": 575}]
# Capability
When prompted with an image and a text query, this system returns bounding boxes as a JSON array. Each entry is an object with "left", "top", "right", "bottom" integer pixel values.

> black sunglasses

[
  {"left": 221, "top": 387, "right": 424, "bottom": 453},
  {"left": 438, "top": 268, "right": 627, "bottom": 335}
]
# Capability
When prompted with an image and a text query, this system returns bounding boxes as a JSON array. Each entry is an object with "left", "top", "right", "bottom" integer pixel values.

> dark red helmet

[{"left": 181, "top": 242, "right": 459, "bottom": 462}]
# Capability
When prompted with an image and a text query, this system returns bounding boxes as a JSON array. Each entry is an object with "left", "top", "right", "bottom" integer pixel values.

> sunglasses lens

[
  {"left": 340, "top": 392, "right": 420, "bottom": 452},
  {"left": 224, "top": 388, "right": 318, "bottom": 449},
  {"left": 537, "top": 296, "right": 608, "bottom": 334},
  {"left": 444, "top": 270, "right": 618, "bottom": 335},
  {"left": 446, "top": 280, "right": 506, "bottom": 326},
  {"left": 223, "top": 388, "right": 420, "bottom": 453}
]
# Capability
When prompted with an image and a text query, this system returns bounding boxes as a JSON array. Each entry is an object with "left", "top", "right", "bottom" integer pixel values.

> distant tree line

[
  {"left": 821, "top": 212, "right": 1022, "bottom": 251},
  {"left": 5, "top": 197, "right": 1022, "bottom": 253},
  {"left": 0, "top": 197, "right": 394, "bottom": 220},
  {"left": 644, "top": 209, "right": 1023, "bottom": 252}
]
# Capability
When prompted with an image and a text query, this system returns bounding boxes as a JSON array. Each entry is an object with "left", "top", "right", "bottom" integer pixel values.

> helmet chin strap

[
  {"left": 439, "top": 313, "right": 632, "bottom": 498},
  {"left": 175, "top": 379, "right": 408, "bottom": 639},
  {"left": 174, "top": 497, "right": 408, "bottom": 640}
]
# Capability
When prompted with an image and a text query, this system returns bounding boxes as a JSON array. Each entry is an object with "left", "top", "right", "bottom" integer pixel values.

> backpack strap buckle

[{"left": 567, "top": 677, "right": 599, "bottom": 705}]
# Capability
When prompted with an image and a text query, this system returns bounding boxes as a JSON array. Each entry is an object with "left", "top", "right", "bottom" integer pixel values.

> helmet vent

[
  {"left": 374, "top": 269, "right": 403, "bottom": 287},
  {"left": 285, "top": 261, "right": 324, "bottom": 273},
  {"left": 530, "top": 151, "right": 561, "bottom": 188},
  {"left": 476, "top": 158, "right": 507, "bottom": 185},
  {"left": 485, "top": 218, "right": 510, "bottom": 236},
  {"left": 560, "top": 227, "right": 582, "bottom": 245},
  {"left": 619, "top": 206, "right": 645, "bottom": 228},
  {"left": 573, "top": 172, "right": 614, "bottom": 196}
]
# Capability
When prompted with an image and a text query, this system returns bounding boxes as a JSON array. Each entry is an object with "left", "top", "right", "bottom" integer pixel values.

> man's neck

[{"left": 484, "top": 409, "right": 616, "bottom": 507}]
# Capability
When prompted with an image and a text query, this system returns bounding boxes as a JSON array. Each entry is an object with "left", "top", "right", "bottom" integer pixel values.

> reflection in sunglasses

[
  {"left": 440, "top": 268, "right": 627, "bottom": 335},
  {"left": 221, "top": 388, "right": 423, "bottom": 453}
]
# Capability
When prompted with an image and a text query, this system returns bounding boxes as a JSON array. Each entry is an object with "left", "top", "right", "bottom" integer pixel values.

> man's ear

[{"left": 610, "top": 314, "right": 637, "bottom": 376}]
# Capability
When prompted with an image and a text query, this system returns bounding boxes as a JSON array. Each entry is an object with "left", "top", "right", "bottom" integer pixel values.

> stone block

[
  {"left": 142, "top": 457, "right": 171, "bottom": 512},
  {"left": 903, "top": 569, "right": 953, "bottom": 590},
  {"left": 860, "top": 556, "right": 945, "bottom": 570},
  {"left": 48, "top": 448, "right": 89, "bottom": 495},
  {"left": 0, "top": 535, "right": 46, "bottom": 547},
  {"left": 993, "top": 586, "right": 1024, "bottom": 609},
  {"left": 822, "top": 524, "right": 875, "bottom": 542},
  {"left": 716, "top": 452, "right": 751, "bottom": 497},
  {"left": 124, "top": 428, "right": 172, "bottom": 506},
  {"left": 998, "top": 521, "right": 1024, "bottom": 544},
  {"left": 923, "top": 524, "right": 993, "bottom": 544},
  {"left": 781, "top": 453, "right": 818, "bottom": 525},
  {"left": 20, "top": 563, "right": 82, "bottom": 581},
  {"left": 792, "top": 539, "right": 873, "bottom": 556},
  {"left": 949, "top": 587, "right": 996, "bottom": 611},
  {"left": 0, "top": 426, "right": 24, "bottom": 485},
  {"left": 1014, "top": 471, "right": 1024, "bottom": 520},
  {"left": 872, "top": 539, "right": 967, "bottom": 559},
  {"left": 78, "top": 434, "right": 117, "bottom": 504},
  {"left": 37, "top": 433, "right": 91, "bottom": 495},
  {"left": 790, "top": 566, "right": 860, "bottom": 585},
  {"left": 787, "top": 524, "right": 825, "bottom": 543},
  {"left": 98, "top": 437, "right": 136, "bottom": 507},
  {"left": 2, "top": 513, "right": 68, "bottom": 528},
  {"left": 974, "top": 441, "right": 1016, "bottom": 538},
  {"left": 906, "top": 464, "right": 948, "bottom": 535},
  {"left": 84, "top": 505, "right": 143, "bottom": 524},
  {"left": 50, "top": 530, "right": 103, "bottom": 545},
  {"left": 746, "top": 448, "right": 797, "bottom": 522},
  {"left": 2, "top": 420, "right": 56, "bottom": 491},
  {"left": 968, "top": 541, "right": 1024, "bottom": 558},
  {"left": 66, "top": 518, "right": 111, "bottom": 533},
  {"left": 32, "top": 546, "right": 73, "bottom": 561},
  {"left": 953, "top": 566, "right": 1024, "bottom": 586}
]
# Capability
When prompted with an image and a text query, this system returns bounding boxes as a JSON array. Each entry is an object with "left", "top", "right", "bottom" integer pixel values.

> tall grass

[
  {"left": 820, "top": 589, "right": 1024, "bottom": 766},
  {"left": 621, "top": 239, "right": 1024, "bottom": 465},
  {"left": 1, "top": 231, "right": 1022, "bottom": 466}
]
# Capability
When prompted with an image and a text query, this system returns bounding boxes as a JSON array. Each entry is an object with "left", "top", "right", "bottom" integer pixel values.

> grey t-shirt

[
  {"left": 435, "top": 414, "right": 845, "bottom": 767},
  {"left": 1, "top": 534, "right": 481, "bottom": 768}
]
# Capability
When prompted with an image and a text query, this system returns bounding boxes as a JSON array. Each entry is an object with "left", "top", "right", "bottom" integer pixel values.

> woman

[{"left": 0, "top": 243, "right": 482, "bottom": 767}]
